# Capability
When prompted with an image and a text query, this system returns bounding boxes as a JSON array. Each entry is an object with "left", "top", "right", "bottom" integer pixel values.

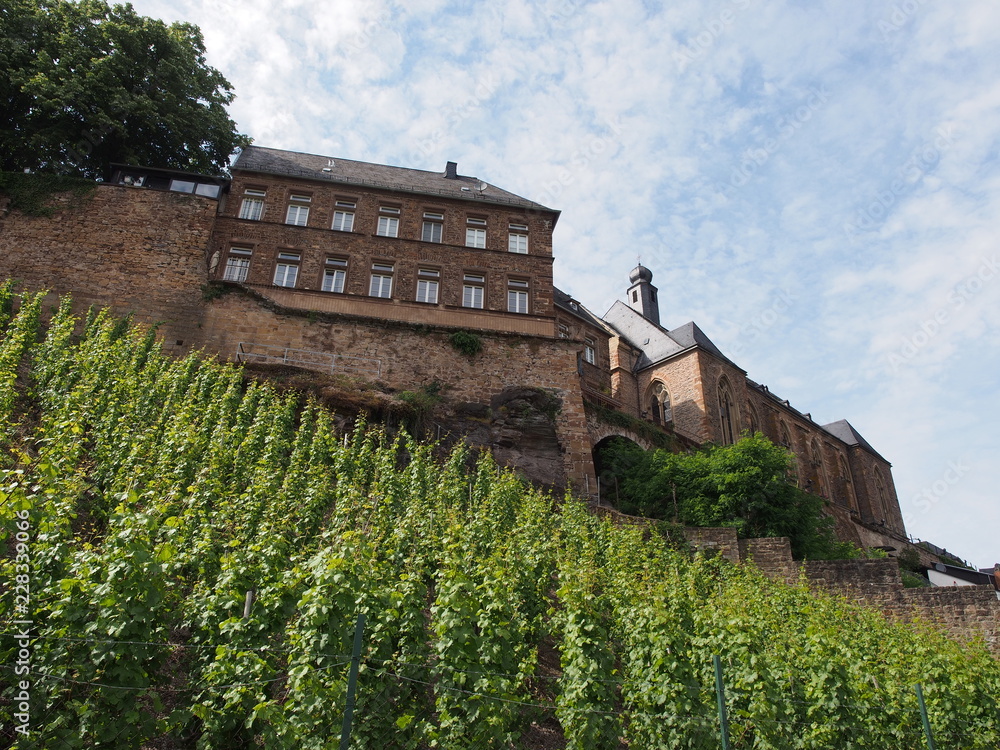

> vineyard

[{"left": 1, "top": 284, "right": 999, "bottom": 749}]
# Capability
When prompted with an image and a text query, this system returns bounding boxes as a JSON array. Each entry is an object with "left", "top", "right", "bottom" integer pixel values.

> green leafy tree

[
  {"left": 602, "top": 433, "right": 857, "bottom": 559},
  {"left": 0, "top": 0, "right": 251, "bottom": 177}
]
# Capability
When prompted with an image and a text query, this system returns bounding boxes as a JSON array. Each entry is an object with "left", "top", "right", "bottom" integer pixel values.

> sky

[{"left": 129, "top": 0, "right": 1000, "bottom": 569}]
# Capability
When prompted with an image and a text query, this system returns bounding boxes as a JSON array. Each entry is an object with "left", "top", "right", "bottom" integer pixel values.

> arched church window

[
  {"left": 746, "top": 402, "right": 759, "bottom": 436},
  {"left": 810, "top": 438, "right": 827, "bottom": 497},
  {"left": 647, "top": 381, "right": 671, "bottom": 424},
  {"left": 840, "top": 455, "right": 857, "bottom": 511},
  {"left": 874, "top": 469, "right": 889, "bottom": 524},
  {"left": 718, "top": 378, "right": 737, "bottom": 445}
]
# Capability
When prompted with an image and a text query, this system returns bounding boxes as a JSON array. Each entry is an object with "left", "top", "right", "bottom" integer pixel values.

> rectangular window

[
  {"left": 239, "top": 189, "right": 265, "bottom": 220},
  {"left": 508, "top": 232, "right": 528, "bottom": 254},
  {"left": 463, "top": 273, "right": 485, "bottom": 309},
  {"left": 223, "top": 247, "right": 252, "bottom": 282},
  {"left": 323, "top": 269, "right": 346, "bottom": 293},
  {"left": 422, "top": 213, "right": 444, "bottom": 243},
  {"left": 508, "top": 278, "right": 529, "bottom": 314},
  {"left": 370, "top": 262, "right": 394, "bottom": 298},
  {"left": 332, "top": 210, "right": 354, "bottom": 231},
  {"left": 558, "top": 323, "right": 570, "bottom": 339},
  {"left": 416, "top": 268, "right": 440, "bottom": 303},
  {"left": 416, "top": 279, "right": 439, "bottom": 303},
  {"left": 584, "top": 337, "right": 596, "bottom": 365},
  {"left": 286, "top": 195, "right": 311, "bottom": 226},
  {"left": 466, "top": 219, "right": 486, "bottom": 248},
  {"left": 335, "top": 199, "right": 357, "bottom": 209},
  {"left": 323, "top": 256, "right": 348, "bottom": 293},
  {"left": 273, "top": 252, "right": 300, "bottom": 288},
  {"left": 377, "top": 216, "right": 399, "bottom": 237}
]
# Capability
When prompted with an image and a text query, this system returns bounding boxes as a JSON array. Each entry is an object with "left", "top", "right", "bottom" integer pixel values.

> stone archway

[{"left": 591, "top": 432, "right": 648, "bottom": 508}]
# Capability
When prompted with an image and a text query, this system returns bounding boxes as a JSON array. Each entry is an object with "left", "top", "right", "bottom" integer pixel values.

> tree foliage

[
  {"left": 599, "top": 433, "right": 858, "bottom": 559},
  {"left": 0, "top": 0, "right": 251, "bottom": 177}
]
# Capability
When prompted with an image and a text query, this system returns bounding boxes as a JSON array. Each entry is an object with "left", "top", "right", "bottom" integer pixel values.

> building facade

[{"left": 0, "top": 145, "right": 909, "bottom": 553}]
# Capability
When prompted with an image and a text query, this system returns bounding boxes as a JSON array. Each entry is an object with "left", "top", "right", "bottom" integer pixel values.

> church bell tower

[{"left": 626, "top": 264, "right": 660, "bottom": 326}]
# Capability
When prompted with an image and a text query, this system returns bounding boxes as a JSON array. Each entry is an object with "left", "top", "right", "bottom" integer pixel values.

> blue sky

[{"left": 131, "top": 0, "right": 1000, "bottom": 568}]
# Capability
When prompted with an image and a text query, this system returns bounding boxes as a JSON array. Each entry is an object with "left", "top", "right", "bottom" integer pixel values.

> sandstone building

[{"left": 0, "top": 145, "right": 908, "bottom": 554}]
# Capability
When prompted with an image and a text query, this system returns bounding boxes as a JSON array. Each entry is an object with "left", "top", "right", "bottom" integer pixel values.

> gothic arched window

[
  {"left": 840, "top": 456, "right": 857, "bottom": 511},
  {"left": 647, "top": 381, "right": 671, "bottom": 424},
  {"left": 874, "top": 469, "right": 889, "bottom": 524},
  {"left": 810, "top": 438, "right": 827, "bottom": 497},
  {"left": 718, "top": 378, "right": 737, "bottom": 445},
  {"left": 746, "top": 402, "right": 760, "bottom": 436}
]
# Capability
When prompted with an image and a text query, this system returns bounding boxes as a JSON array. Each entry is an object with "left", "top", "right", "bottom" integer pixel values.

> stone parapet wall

[
  {"left": 0, "top": 184, "right": 217, "bottom": 355},
  {"left": 746, "top": 536, "right": 1000, "bottom": 653}
]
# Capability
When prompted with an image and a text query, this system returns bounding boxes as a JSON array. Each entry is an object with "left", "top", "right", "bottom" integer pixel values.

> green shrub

[{"left": 449, "top": 330, "right": 483, "bottom": 357}]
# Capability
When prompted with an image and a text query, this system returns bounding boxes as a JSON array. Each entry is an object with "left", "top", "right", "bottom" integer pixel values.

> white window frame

[
  {"left": 273, "top": 252, "right": 300, "bottom": 288},
  {"left": 422, "top": 213, "right": 444, "bottom": 243},
  {"left": 508, "top": 278, "right": 529, "bottom": 314},
  {"left": 463, "top": 273, "right": 485, "bottom": 309},
  {"left": 416, "top": 279, "right": 439, "bottom": 304},
  {"left": 285, "top": 196, "right": 311, "bottom": 226},
  {"left": 416, "top": 268, "right": 440, "bottom": 304},
  {"left": 377, "top": 215, "right": 399, "bottom": 237},
  {"left": 223, "top": 247, "right": 252, "bottom": 282},
  {"left": 508, "top": 232, "right": 528, "bottom": 254},
  {"left": 584, "top": 338, "right": 596, "bottom": 365},
  {"left": 370, "top": 262, "right": 394, "bottom": 298},
  {"left": 332, "top": 210, "right": 354, "bottom": 232},
  {"left": 323, "top": 257, "right": 348, "bottom": 293},
  {"left": 239, "top": 189, "right": 265, "bottom": 221},
  {"left": 323, "top": 268, "right": 346, "bottom": 293},
  {"left": 466, "top": 226, "right": 486, "bottom": 248}
]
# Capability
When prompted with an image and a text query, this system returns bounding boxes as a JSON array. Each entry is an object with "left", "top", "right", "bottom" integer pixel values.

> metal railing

[{"left": 236, "top": 342, "right": 381, "bottom": 378}]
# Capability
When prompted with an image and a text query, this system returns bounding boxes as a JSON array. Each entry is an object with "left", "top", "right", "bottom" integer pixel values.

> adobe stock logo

[
  {"left": 727, "top": 87, "right": 830, "bottom": 189},
  {"left": 903, "top": 459, "right": 970, "bottom": 527},
  {"left": 843, "top": 126, "right": 955, "bottom": 242},
  {"left": 885, "top": 255, "right": 999, "bottom": 373}
]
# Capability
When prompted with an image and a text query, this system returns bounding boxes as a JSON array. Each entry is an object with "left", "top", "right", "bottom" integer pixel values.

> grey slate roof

[
  {"left": 553, "top": 287, "right": 610, "bottom": 332},
  {"left": 601, "top": 301, "right": 743, "bottom": 371},
  {"left": 822, "top": 419, "right": 889, "bottom": 463},
  {"left": 233, "top": 146, "right": 558, "bottom": 214}
]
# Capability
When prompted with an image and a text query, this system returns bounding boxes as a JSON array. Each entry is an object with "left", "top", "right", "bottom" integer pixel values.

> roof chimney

[{"left": 445, "top": 161, "right": 458, "bottom": 179}]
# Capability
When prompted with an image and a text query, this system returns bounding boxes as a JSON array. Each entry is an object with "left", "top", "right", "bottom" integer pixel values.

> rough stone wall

[
  {"left": 0, "top": 185, "right": 216, "bottom": 355},
  {"left": 194, "top": 288, "right": 597, "bottom": 492},
  {"left": 685, "top": 527, "right": 741, "bottom": 563},
  {"left": 639, "top": 350, "right": 710, "bottom": 443},
  {"left": 695, "top": 353, "right": 749, "bottom": 444},
  {"left": 746, "top": 538, "right": 1000, "bottom": 652},
  {"left": 608, "top": 337, "right": 640, "bottom": 417}
]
